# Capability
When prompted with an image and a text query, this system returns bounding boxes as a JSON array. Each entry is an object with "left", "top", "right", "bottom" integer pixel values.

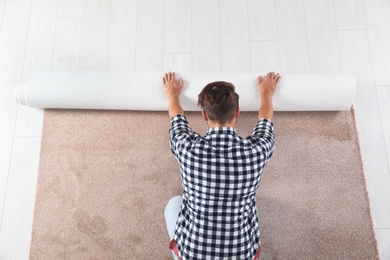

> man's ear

[
  {"left": 235, "top": 107, "right": 240, "bottom": 119},
  {"left": 202, "top": 109, "right": 208, "bottom": 121}
]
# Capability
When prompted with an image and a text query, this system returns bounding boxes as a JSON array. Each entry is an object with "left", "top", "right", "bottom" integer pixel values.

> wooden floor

[{"left": 0, "top": 0, "right": 389, "bottom": 259}]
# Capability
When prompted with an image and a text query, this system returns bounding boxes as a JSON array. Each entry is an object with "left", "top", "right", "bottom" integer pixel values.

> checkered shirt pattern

[{"left": 169, "top": 114, "right": 275, "bottom": 260}]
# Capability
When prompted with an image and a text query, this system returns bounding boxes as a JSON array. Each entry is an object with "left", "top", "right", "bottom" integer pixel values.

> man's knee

[{"left": 164, "top": 196, "right": 182, "bottom": 220}]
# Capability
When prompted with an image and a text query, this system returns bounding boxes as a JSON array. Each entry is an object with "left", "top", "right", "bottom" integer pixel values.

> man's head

[{"left": 198, "top": 81, "right": 240, "bottom": 126}]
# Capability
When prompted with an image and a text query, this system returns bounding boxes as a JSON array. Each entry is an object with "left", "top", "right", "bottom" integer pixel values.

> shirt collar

[
  {"left": 204, "top": 128, "right": 237, "bottom": 148},
  {"left": 205, "top": 127, "right": 237, "bottom": 137}
]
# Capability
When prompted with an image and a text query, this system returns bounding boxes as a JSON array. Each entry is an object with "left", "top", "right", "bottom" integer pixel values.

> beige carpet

[{"left": 30, "top": 109, "right": 378, "bottom": 259}]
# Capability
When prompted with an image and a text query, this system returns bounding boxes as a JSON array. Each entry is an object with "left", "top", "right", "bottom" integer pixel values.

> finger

[
  {"left": 172, "top": 72, "right": 176, "bottom": 81},
  {"left": 267, "top": 72, "right": 272, "bottom": 78},
  {"left": 257, "top": 76, "right": 262, "bottom": 84},
  {"left": 179, "top": 79, "right": 183, "bottom": 88},
  {"left": 276, "top": 75, "right": 281, "bottom": 84},
  {"left": 162, "top": 77, "right": 166, "bottom": 85},
  {"left": 274, "top": 74, "right": 281, "bottom": 82}
]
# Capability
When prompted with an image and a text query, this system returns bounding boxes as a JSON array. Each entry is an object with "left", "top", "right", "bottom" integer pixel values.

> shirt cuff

[
  {"left": 257, "top": 118, "right": 274, "bottom": 127},
  {"left": 170, "top": 114, "right": 187, "bottom": 123}
]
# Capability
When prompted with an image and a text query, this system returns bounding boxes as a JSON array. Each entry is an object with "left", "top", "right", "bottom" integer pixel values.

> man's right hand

[
  {"left": 257, "top": 72, "right": 281, "bottom": 97},
  {"left": 162, "top": 72, "right": 183, "bottom": 98},
  {"left": 257, "top": 72, "right": 281, "bottom": 121},
  {"left": 162, "top": 71, "right": 185, "bottom": 119}
]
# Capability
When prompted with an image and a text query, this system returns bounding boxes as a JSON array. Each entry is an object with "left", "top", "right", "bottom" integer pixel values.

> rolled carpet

[{"left": 15, "top": 69, "right": 356, "bottom": 111}]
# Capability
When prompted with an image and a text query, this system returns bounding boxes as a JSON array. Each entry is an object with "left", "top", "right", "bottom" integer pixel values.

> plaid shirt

[{"left": 169, "top": 114, "right": 275, "bottom": 260}]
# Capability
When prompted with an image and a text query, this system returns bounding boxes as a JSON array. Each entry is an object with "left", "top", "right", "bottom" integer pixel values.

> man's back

[{"left": 169, "top": 114, "right": 274, "bottom": 259}]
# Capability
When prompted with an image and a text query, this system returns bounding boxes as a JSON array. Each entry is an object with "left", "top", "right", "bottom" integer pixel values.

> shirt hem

[{"left": 168, "top": 239, "right": 261, "bottom": 260}]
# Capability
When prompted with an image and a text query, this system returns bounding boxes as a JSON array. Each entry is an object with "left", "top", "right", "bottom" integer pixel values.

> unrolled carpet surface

[{"left": 30, "top": 109, "right": 378, "bottom": 259}]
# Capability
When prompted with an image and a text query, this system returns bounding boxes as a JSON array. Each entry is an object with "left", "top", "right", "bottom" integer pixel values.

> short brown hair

[{"left": 197, "top": 81, "right": 239, "bottom": 124}]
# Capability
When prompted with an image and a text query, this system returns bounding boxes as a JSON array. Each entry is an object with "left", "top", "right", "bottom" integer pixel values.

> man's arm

[
  {"left": 257, "top": 72, "right": 281, "bottom": 121},
  {"left": 162, "top": 72, "right": 184, "bottom": 119}
]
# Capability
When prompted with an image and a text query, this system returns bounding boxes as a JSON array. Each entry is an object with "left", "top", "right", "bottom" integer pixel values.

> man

[{"left": 163, "top": 72, "right": 281, "bottom": 260}]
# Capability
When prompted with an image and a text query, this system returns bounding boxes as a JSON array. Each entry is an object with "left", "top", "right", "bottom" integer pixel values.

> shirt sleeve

[
  {"left": 250, "top": 118, "right": 275, "bottom": 162},
  {"left": 169, "top": 114, "right": 196, "bottom": 157}
]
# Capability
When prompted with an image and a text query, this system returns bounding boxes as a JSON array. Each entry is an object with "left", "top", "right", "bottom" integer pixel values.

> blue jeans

[{"left": 164, "top": 196, "right": 182, "bottom": 260}]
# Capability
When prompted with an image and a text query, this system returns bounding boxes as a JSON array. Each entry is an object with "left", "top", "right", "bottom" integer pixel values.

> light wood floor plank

[
  {"left": 0, "top": 0, "right": 32, "bottom": 81},
  {"left": 250, "top": 40, "right": 280, "bottom": 73},
  {"left": 220, "top": 0, "right": 250, "bottom": 72},
  {"left": 164, "top": 0, "right": 191, "bottom": 54},
  {"left": 275, "top": 0, "right": 310, "bottom": 74},
  {"left": 0, "top": 82, "right": 18, "bottom": 231},
  {"left": 57, "top": 0, "right": 84, "bottom": 17},
  {"left": 0, "top": 137, "right": 41, "bottom": 260},
  {"left": 377, "top": 86, "right": 390, "bottom": 174},
  {"left": 364, "top": 0, "right": 390, "bottom": 86},
  {"left": 338, "top": 29, "right": 390, "bottom": 228},
  {"left": 138, "top": 0, "right": 164, "bottom": 4},
  {"left": 192, "top": 0, "right": 221, "bottom": 72},
  {"left": 107, "top": 0, "right": 137, "bottom": 69},
  {"left": 0, "top": 0, "right": 5, "bottom": 30},
  {"left": 79, "top": 0, "right": 110, "bottom": 68},
  {"left": 248, "top": 0, "right": 278, "bottom": 41},
  {"left": 52, "top": 16, "right": 83, "bottom": 68},
  {"left": 164, "top": 53, "right": 192, "bottom": 72},
  {"left": 333, "top": 0, "right": 365, "bottom": 30},
  {"left": 135, "top": 4, "right": 164, "bottom": 70},
  {"left": 22, "top": 0, "right": 57, "bottom": 83},
  {"left": 376, "top": 228, "right": 390, "bottom": 260},
  {"left": 304, "top": 0, "right": 341, "bottom": 74},
  {"left": 14, "top": 107, "right": 43, "bottom": 138}
]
